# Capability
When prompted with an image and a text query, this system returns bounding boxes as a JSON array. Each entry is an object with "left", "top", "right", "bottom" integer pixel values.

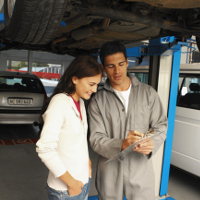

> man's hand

[
  {"left": 121, "top": 130, "right": 144, "bottom": 150},
  {"left": 133, "top": 137, "right": 153, "bottom": 155},
  {"left": 67, "top": 179, "right": 84, "bottom": 196}
]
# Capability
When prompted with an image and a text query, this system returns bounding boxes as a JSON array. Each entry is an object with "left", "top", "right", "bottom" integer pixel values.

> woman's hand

[
  {"left": 59, "top": 171, "right": 83, "bottom": 196},
  {"left": 67, "top": 179, "right": 84, "bottom": 196},
  {"left": 89, "top": 159, "right": 92, "bottom": 178}
]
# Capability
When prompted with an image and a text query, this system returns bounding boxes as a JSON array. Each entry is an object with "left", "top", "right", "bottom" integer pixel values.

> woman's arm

[{"left": 36, "top": 95, "right": 69, "bottom": 177}]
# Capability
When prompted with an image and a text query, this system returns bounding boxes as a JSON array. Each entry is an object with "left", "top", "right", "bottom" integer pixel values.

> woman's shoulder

[
  {"left": 52, "top": 93, "right": 70, "bottom": 99},
  {"left": 50, "top": 93, "right": 71, "bottom": 107}
]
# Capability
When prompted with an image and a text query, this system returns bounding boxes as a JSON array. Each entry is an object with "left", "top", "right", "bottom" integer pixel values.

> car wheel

[
  {"left": 2, "top": 0, "right": 67, "bottom": 45},
  {"left": 196, "top": 37, "right": 200, "bottom": 51}
]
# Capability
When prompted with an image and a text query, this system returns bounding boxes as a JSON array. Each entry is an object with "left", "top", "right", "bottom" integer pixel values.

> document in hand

[{"left": 105, "top": 129, "right": 166, "bottom": 163}]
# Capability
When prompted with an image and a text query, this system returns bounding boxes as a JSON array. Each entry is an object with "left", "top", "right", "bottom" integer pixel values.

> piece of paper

[{"left": 105, "top": 129, "right": 166, "bottom": 163}]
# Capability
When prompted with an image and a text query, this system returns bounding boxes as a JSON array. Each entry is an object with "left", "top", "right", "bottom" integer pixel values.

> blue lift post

[
  {"left": 88, "top": 36, "right": 186, "bottom": 200},
  {"left": 159, "top": 48, "right": 181, "bottom": 200},
  {"left": 0, "top": 13, "right": 6, "bottom": 48},
  {"left": 0, "top": 13, "right": 4, "bottom": 24}
]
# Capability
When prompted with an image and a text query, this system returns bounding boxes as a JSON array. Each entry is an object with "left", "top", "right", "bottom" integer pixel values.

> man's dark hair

[{"left": 99, "top": 40, "right": 127, "bottom": 66}]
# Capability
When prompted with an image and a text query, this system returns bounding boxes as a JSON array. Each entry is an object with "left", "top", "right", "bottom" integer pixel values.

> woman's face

[{"left": 72, "top": 74, "right": 102, "bottom": 101}]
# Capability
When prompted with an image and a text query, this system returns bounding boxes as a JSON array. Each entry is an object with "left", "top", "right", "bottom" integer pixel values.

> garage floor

[{"left": 0, "top": 125, "right": 199, "bottom": 200}]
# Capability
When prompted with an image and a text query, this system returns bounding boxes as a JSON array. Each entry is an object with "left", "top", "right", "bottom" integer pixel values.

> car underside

[{"left": 0, "top": 0, "right": 200, "bottom": 56}]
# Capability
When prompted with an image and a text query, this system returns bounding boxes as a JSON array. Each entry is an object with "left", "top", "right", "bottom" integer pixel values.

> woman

[{"left": 36, "top": 55, "right": 102, "bottom": 200}]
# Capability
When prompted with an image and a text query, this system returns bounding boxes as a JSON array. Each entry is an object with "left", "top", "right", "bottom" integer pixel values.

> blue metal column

[
  {"left": 0, "top": 13, "right": 4, "bottom": 23},
  {"left": 0, "top": 13, "right": 5, "bottom": 48},
  {"left": 159, "top": 48, "right": 182, "bottom": 198}
]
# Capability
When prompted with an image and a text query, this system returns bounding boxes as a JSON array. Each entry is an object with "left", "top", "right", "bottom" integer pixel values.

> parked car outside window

[{"left": 0, "top": 71, "right": 47, "bottom": 124}]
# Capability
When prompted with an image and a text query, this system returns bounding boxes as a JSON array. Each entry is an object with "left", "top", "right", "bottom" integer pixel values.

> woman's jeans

[{"left": 46, "top": 178, "right": 91, "bottom": 200}]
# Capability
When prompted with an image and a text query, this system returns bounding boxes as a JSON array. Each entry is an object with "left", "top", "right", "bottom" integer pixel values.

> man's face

[{"left": 103, "top": 52, "right": 129, "bottom": 89}]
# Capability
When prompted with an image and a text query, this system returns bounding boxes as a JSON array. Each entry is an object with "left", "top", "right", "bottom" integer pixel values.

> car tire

[
  {"left": 2, "top": 0, "right": 67, "bottom": 45},
  {"left": 197, "top": 37, "right": 200, "bottom": 51}
]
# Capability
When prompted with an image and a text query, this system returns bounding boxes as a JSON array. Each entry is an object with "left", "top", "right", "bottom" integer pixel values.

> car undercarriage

[{"left": 0, "top": 0, "right": 200, "bottom": 56}]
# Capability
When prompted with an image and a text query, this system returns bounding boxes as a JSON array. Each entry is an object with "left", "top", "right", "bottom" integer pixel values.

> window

[
  {"left": 130, "top": 72, "right": 149, "bottom": 84},
  {"left": 6, "top": 60, "right": 61, "bottom": 96},
  {"left": 177, "top": 74, "right": 200, "bottom": 110}
]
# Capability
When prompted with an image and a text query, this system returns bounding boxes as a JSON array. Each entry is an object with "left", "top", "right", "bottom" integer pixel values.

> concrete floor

[
  {"left": 167, "top": 166, "right": 200, "bottom": 200},
  {"left": 0, "top": 124, "right": 199, "bottom": 200}
]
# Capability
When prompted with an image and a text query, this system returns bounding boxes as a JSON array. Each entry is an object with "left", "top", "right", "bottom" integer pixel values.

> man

[{"left": 88, "top": 40, "right": 168, "bottom": 200}]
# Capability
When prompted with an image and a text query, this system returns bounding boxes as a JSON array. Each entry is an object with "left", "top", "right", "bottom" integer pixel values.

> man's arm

[{"left": 88, "top": 97, "right": 123, "bottom": 159}]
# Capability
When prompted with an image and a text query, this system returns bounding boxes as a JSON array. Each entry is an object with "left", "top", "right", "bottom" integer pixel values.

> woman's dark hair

[
  {"left": 40, "top": 55, "right": 102, "bottom": 118},
  {"left": 99, "top": 40, "right": 127, "bottom": 66}
]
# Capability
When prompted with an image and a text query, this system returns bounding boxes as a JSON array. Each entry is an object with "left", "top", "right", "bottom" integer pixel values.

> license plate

[{"left": 8, "top": 98, "right": 33, "bottom": 105}]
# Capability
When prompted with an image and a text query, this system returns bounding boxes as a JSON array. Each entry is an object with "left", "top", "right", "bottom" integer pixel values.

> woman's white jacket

[{"left": 36, "top": 93, "right": 89, "bottom": 190}]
